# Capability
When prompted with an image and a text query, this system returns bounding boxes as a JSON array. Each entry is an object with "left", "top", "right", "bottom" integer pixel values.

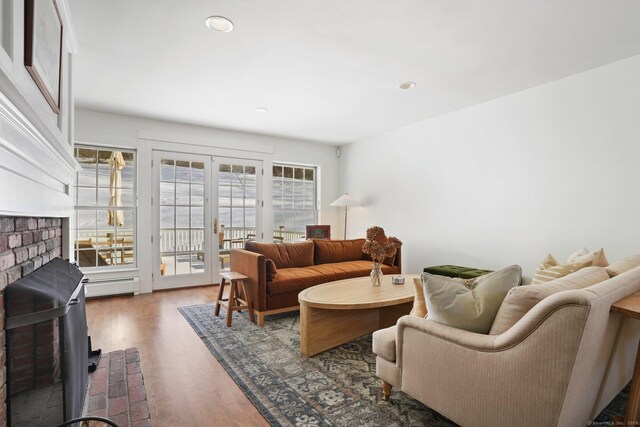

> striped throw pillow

[{"left": 531, "top": 254, "right": 591, "bottom": 285}]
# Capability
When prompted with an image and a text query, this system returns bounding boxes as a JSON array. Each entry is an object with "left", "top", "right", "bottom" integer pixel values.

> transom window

[
  {"left": 74, "top": 146, "right": 136, "bottom": 269},
  {"left": 272, "top": 163, "right": 317, "bottom": 242}
]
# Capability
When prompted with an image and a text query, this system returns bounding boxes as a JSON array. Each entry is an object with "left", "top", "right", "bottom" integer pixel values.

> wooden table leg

[
  {"left": 226, "top": 281, "right": 236, "bottom": 327},
  {"left": 623, "top": 340, "right": 640, "bottom": 424},
  {"left": 239, "top": 280, "right": 255, "bottom": 323},
  {"left": 214, "top": 278, "right": 226, "bottom": 317},
  {"left": 382, "top": 381, "right": 393, "bottom": 401}
]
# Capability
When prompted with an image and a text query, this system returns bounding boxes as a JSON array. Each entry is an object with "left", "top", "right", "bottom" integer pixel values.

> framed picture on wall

[
  {"left": 24, "top": 0, "right": 63, "bottom": 114},
  {"left": 306, "top": 225, "right": 331, "bottom": 240}
]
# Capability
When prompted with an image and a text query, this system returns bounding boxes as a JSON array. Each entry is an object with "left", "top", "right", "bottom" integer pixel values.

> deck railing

[
  {"left": 159, "top": 229, "right": 206, "bottom": 254},
  {"left": 78, "top": 227, "right": 307, "bottom": 261},
  {"left": 158, "top": 227, "right": 305, "bottom": 254}
]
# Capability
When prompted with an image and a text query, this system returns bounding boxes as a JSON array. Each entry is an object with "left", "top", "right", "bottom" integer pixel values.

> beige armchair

[{"left": 373, "top": 267, "right": 640, "bottom": 426}]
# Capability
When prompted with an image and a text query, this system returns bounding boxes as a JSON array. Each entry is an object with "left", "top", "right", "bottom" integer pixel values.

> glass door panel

[
  {"left": 153, "top": 152, "right": 212, "bottom": 289},
  {"left": 215, "top": 158, "right": 261, "bottom": 273}
]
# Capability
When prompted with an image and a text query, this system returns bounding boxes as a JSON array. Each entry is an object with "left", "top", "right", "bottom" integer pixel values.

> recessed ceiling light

[
  {"left": 399, "top": 81, "right": 417, "bottom": 90},
  {"left": 255, "top": 107, "right": 269, "bottom": 113},
  {"left": 205, "top": 16, "right": 234, "bottom": 33}
]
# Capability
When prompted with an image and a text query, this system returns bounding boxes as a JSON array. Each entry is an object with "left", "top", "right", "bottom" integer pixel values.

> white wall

[
  {"left": 339, "top": 54, "right": 640, "bottom": 280},
  {"left": 74, "top": 108, "right": 341, "bottom": 293}
]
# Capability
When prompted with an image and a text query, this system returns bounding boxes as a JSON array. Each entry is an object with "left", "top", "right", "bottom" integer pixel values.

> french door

[
  {"left": 214, "top": 158, "right": 262, "bottom": 274},
  {"left": 153, "top": 152, "right": 212, "bottom": 289},
  {"left": 152, "top": 151, "right": 262, "bottom": 289}
]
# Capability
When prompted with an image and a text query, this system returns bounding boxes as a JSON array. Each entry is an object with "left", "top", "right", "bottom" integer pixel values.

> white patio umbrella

[{"left": 107, "top": 151, "right": 125, "bottom": 227}]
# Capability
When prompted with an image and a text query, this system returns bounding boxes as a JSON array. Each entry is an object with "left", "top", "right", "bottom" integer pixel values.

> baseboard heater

[{"left": 84, "top": 276, "right": 139, "bottom": 298}]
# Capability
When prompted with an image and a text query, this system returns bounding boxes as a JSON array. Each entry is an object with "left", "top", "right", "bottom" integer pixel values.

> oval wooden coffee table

[{"left": 298, "top": 274, "right": 419, "bottom": 357}]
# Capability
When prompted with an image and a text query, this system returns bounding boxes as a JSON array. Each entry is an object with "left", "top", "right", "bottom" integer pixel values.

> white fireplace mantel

[
  {"left": 0, "top": 90, "right": 76, "bottom": 218},
  {"left": 0, "top": 0, "right": 77, "bottom": 219}
]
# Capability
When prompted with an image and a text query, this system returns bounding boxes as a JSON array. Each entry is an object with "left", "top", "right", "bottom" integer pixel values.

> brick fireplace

[
  {"left": 1, "top": 4, "right": 78, "bottom": 422},
  {"left": 0, "top": 216, "right": 64, "bottom": 427}
]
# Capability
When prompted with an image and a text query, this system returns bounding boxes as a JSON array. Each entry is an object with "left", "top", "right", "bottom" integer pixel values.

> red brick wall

[{"left": 0, "top": 217, "right": 63, "bottom": 427}]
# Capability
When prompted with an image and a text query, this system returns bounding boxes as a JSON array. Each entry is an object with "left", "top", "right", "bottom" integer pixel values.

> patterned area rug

[{"left": 178, "top": 304, "right": 629, "bottom": 427}]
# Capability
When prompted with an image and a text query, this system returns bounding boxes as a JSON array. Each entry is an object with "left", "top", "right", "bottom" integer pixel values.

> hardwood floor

[{"left": 86, "top": 286, "right": 269, "bottom": 427}]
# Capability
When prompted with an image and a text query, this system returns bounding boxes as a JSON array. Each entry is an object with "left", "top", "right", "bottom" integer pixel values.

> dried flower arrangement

[{"left": 362, "top": 226, "right": 402, "bottom": 264}]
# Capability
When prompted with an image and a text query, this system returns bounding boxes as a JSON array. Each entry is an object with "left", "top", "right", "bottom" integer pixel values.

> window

[
  {"left": 74, "top": 146, "right": 136, "bottom": 268},
  {"left": 272, "top": 163, "right": 317, "bottom": 242}
]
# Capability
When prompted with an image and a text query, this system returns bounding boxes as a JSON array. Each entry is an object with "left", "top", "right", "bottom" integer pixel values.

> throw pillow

[
  {"left": 245, "top": 241, "right": 314, "bottom": 269},
  {"left": 422, "top": 265, "right": 522, "bottom": 334},
  {"left": 566, "top": 247, "right": 609, "bottom": 268},
  {"left": 410, "top": 277, "right": 427, "bottom": 317},
  {"left": 539, "top": 253, "right": 559, "bottom": 270},
  {"left": 530, "top": 254, "right": 591, "bottom": 285},
  {"left": 265, "top": 259, "right": 278, "bottom": 281},
  {"left": 490, "top": 266, "right": 609, "bottom": 334},
  {"left": 313, "top": 238, "right": 366, "bottom": 265},
  {"left": 566, "top": 247, "right": 589, "bottom": 261},
  {"left": 382, "top": 253, "right": 397, "bottom": 267},
  {"left": 606, "top": 255, "right": 640, "bottom": 277}
]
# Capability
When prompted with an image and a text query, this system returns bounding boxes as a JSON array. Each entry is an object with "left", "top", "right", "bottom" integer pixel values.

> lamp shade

[{"left": 330, "top": 193, "right": 360, "bottom": 207}]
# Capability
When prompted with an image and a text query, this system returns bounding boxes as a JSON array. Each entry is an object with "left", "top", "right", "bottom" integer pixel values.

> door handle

[{"left": 214, "top": 218, "right": 218, "bottom": 234}]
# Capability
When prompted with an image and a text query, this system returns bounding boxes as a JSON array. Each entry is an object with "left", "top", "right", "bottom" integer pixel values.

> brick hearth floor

[{"left": 83, "top": 348, "right": 152, "bottom": 426}]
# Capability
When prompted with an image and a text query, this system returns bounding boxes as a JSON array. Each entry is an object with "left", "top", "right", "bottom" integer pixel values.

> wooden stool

[
  {"left": 214, "top": 272, "right": 254, "bottom": 327},
  {"left": 219, "top": 253, "right": 230, "bottom": 269}
]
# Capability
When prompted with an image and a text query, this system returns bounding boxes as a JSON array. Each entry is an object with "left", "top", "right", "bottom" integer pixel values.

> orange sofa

[{"left": 231, "top": 238, "right": 402, "bottom": 325}]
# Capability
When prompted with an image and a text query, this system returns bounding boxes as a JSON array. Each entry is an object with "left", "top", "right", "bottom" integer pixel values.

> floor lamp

[{"left": 330, "top": 193, "right": 361, "bottom": 240}]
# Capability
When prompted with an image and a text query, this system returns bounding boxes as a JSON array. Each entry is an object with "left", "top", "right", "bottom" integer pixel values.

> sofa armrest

[
  {"left": 394, "top": 246, "right": 402, "bottom": 273},
  {"left": 230, "top": 249, "right": 267, "bottom": 311}
]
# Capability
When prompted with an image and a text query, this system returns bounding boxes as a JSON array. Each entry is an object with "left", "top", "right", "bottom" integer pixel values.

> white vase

[{"left": 370, "top": 262, "right": 383, "bottom": 286}]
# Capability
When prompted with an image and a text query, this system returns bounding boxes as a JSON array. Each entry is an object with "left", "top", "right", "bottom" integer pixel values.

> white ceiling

[{"left": 69, "top": 0, "right": 640, "bottom": 145}]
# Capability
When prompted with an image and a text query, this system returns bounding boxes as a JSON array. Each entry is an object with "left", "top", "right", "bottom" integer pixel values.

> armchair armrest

[
  {"left": 230, "top": 249, "right": 267, "bottom": 311},
  {"left": 396, "top": 316, "right": 498, "bottom": 359},
  {"left": 397, "top": 288, "right": 593, "bottom": 358},
  {"left": 394, "top": 290, "right": 594, "bottom": 427}
]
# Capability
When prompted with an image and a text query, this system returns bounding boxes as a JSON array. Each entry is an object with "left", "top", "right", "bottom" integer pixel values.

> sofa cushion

[
  {"left": 266, "top": 261, "right": 400, "bottom": 296},
  {"left": 313, "top": 238, "right": 366, "bottom": 264},
  {"left": 490, "top": 266, "right": 609, "bottom": 334},
  {"left": 265, "top": 259, "right": 278, "bottom": 281},
  {"left": 566, "top": 247, "right": 609, "bottom": 267},
  {"left": 372, "top": 325, "right": 396, "bottom": 362},
  {"left": 266, "top": 268, "right": 328, "bottom": 296},
  {"left": 410, "top": 277, "right": 427, "bottom": 317},
  {"left": 606, "top": 255, "right": 640, "bottom": 277},
  {"left": 308, "top": 261, "right": 398, "bottom": 282},
  {"left": 530, "top": 254, "right": 591, "bottom": 285},
  {"left": 423, "top": 265, "right": 522, "bottom": 334},
  {"left": 245, "top": 241, "right": 314, "bottom": 269}
]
